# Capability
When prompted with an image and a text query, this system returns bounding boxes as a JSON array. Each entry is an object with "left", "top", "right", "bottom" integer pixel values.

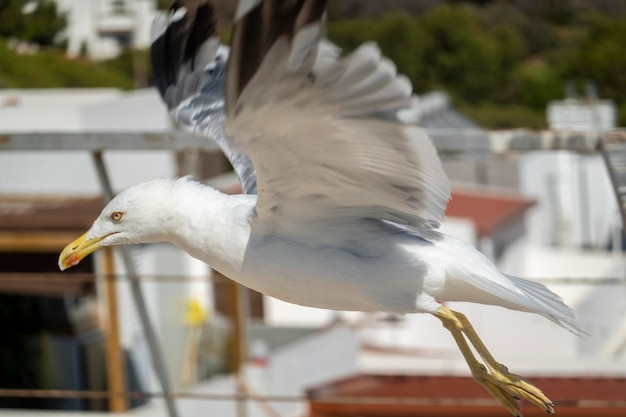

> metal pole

[
  {"left": 102, "top": 246, "right": 128, "bottom": 412},
  {"left": 92, "top": 151, "right": 180, "bottom": 417},
  {"left": 233, "top": 283, "right": 249, "bottom": 417}
]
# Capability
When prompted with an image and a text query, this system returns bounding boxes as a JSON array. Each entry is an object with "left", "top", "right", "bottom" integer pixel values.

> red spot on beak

[{"left": 65, "top": 254, "right": 81, "bottom": 268}]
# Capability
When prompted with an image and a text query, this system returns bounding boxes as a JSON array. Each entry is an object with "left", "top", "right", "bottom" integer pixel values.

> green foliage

[
  {"left": 418, "top": 6, "right": 502, "bottom": 102},
  {"left": 101, "top": 48, "right": 152, "bottom": 88},
  {"left": 328, "top": 6, "right": 528, "bottom": 107},
  {"left": 362, "top": 14, "right": 426, "bottom": 90},
  {"left": 328, "top": 6, "right": 512, "bottom": 103},
  {"left": 517, "top": 0, "right": 576, "bottom": 26},
  {"left": 156, "top": 0, "right": 171, "bottom": 10},
  {"left": 328, "top": 3, "right": 626, "bottom": 128},
  {"left": 560, "top": 15, "right": 626, "bottom": 104},
  {"left": 0, "top": 1, "right": 624, "bottom": 130},
  {"left": 514, "top": 62, "right": 563, "bottom": 110},
  {"left": 460, "top": 103, "right": 547, "bottom": 129},
  {"left": 0, "top": 0, "right": 66, "bottom": 46},
  {"left": 327, "top": 18, "right": 374, "bottom": 52},
  {"left": 0, "top": 40, "right": 134, "bottom": 89},
  {"left": 489, "top": 25, "right": 527, "bottom": 103},
  {"left": 519, "top": 19, "right": 561, "bottom": 56},
  {"left": 619, "top": 103, "right": 626, "bottom": 127}
]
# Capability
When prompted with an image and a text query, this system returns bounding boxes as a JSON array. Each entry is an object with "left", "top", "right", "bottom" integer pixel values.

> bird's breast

[{"left": 233, "top": 233, "right": 427, "bottom": 314}]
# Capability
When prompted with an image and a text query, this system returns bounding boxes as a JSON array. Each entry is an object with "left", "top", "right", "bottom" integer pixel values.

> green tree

[
  {"left": 515, "top": 62, "right": 562, "bottom": 110},
  {"left": 366, "top": 13, "right": 428, "bottom": 92},
  {"left": 328, "top": 6, "right": 515, "bottom": 104},
  {"left": 327, "top": 17, "right": 375, "bottom": 53},
  {"left": 328, "top": 14, "right": 430, "bottom": 91},
  {"left": 417, "top": 5, "right": 502, "bottom": 103},
  {"left": 488, "top": 25, "right": 527, "bottom": 103},
  {"left": 515, "top": 0, "right": 575, "bottom": 25},
  {"left": 0, "top": 39, "right": 134, "bottom": 89},
  {"left": 560, "top": 15, "right": 626, "bottom": 104},
  {"left": 156, "top": 0, "right": 170, "bottom": 10},
  {"left": 0, "top": 0, "right": 66, "bottom": 46}
]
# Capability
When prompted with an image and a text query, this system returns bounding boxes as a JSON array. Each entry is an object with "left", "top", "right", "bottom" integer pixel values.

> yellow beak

[{"left": 58, "top": 232, "right": 106, "bottom": 271}]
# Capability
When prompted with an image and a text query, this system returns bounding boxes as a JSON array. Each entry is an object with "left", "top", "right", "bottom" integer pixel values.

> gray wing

[
  {"left": 151, "top": 2, "right": 257, "bottom": 194},
  {"left": 224, "top": 0, "right": 451, "bottom": 231}
]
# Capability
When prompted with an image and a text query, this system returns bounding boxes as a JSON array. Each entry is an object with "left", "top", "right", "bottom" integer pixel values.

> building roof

[
  {"left": 0, "top": 196, "right": 102, "bottom": 296},
  {"left": 0, "top": 196, "right": 102, "bottom": 265},
  {"left": 399, "top": 92, "right": 481, "bottom": 130},
  {"left": 445, "top": 189, "right": 535, "bottom": 238},
  {"left": 307, "top": 374, "right": 626, "bottom": 417},
  {"left": 0, "top": 195, "right": 102, "bottom": 232}
]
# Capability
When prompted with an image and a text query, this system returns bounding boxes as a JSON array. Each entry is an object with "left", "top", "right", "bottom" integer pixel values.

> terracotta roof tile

[
  {"left": 446, "top": 189, "right": 535, "bottom": 237},
  {"left": 307, "top": 374, "right": 626, "bottom": 417}
]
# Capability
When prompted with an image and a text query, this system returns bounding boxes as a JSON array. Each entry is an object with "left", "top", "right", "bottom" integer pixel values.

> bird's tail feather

[
  {"left": 448, "top": 241, "right": 588, "bottom": 337},
  {"left": 504, "top": 274, "right": 588, "bottom": 337}
]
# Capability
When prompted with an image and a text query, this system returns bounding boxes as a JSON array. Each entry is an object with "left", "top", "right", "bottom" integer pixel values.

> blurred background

[{"left": 0, "top": 1, "right": 625, "bottom": 416}]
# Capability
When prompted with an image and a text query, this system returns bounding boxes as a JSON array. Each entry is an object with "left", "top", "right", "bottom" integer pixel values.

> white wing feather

[{"left": 227, "top": 31, "right": 450, "bottom": 230}]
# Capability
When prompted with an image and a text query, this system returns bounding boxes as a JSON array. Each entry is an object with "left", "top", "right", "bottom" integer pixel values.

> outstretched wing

[
  {"left": 225, "top": 0, "right": 451, "bottom": 231},
  {"left": 151, "top": 2, "right": 257, "bottom": 194}
]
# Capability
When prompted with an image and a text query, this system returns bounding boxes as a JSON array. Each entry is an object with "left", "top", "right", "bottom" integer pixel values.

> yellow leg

[{"left": 434, "top": 306, "right": 554, "bottom": 417}]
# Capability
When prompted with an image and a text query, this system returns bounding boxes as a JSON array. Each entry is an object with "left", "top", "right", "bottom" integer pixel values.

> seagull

[{"left": 59, "top": 1, "right": 585, "bottom": 415}]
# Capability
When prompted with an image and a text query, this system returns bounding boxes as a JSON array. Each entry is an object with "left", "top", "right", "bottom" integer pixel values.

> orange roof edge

[
  {"left": 307, "top": 374, "right": 626, "bottom": 417},
  {"left": 446, "top": 188, "right": 536, "bottom": 237}
]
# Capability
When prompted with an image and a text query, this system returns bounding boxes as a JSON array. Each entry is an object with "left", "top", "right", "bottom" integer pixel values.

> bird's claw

[{"left": 472, "top": 363, "right": 554, "bottom": 416}]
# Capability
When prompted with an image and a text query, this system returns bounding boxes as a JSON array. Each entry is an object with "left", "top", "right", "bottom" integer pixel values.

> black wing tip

[
  {"left": 169, "top": 0, "right": 184, "bottom": 12},
  {"left": 226, "top": 0, "right": 327, "bottom": 112},
  {"left": 151, "top": 1, "right": 218, "bottom": 97},
  {"left": 183, "top": 3, "right": 217, "bottom": 63}
]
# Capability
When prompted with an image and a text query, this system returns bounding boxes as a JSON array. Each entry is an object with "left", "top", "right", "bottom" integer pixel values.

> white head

[{"left": 58, "top": 178, "right": 182, "bottom": 270}]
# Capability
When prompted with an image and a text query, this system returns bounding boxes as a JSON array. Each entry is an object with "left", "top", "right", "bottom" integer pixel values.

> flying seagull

[{"left": 59, "top": 1, "right": 585, "bottom": 415}]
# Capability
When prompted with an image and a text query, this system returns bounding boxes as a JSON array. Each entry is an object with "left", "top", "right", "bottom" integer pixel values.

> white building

[
  {"left": 0, "top": 88, "right": 174, "bottom": 193},
  {"left": 54, "top": 0, "right": 157, "bottom": 60},
  {"left": 548, "top": 99, "right": 617, "bottom": 133}
]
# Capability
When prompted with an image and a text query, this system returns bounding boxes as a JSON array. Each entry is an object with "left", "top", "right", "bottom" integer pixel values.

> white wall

[
  {"left": 500, "top": 245, "right": 626, "bottom": 356},
  {"left": 130, "top": 244, "right": 213, "bottom": 391},
  {"left": 110, "top": 326, "right": 358, "bottom": 417},
  {"left": 548, "top": 100, "right": 616, "bottom": 132},
  {"left": 0, "top": 89, "right": 176, "bottom": 195},
  {"left": 82, "top": 89, "right": 171, "bottom": 131},
  {"left": 245, "top": 326, "right": 358, "bottom": 417},
  {"left": 56, "top": 0, "right": 97, "bottom": 58},
  {"left": 55, "top": 0, "right": 158, "bottom": 60},
  {"left": 0, "top": 88, "right": 122, "bottom": 132},
  {"left": 520, "top": 151, "right": 618, "bottom": 249}
]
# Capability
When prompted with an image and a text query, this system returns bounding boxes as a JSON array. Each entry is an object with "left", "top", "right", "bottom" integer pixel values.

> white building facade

[{"left": 54, "top": 0, "right": 157, "bottom": 60}]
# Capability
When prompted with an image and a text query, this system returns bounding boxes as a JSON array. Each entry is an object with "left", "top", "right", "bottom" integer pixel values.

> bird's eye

[{"left": 111, "top": 211, "right": 124, "bottom": 221}]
